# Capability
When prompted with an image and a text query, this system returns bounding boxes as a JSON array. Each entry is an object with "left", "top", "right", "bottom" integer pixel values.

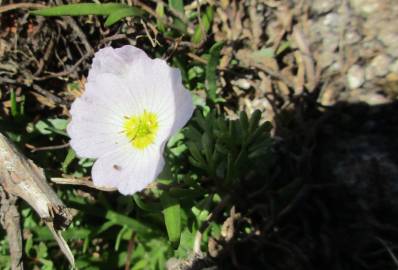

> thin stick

[
  {"left": 51, "top": 177, "right": 117, "bottom": 192},
  {"left": 34, "top": 52, "right": 91, "bottom": 80},
  {"left": 124, "top": 232, "right": 135, "bottom": 270},
  {"left": 26, "top": 143, "right": 70, "bottom": 153}
]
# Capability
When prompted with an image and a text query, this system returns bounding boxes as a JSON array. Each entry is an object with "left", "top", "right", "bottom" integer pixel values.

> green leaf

[
  {"left": 115, "top": 226, "right": 129, "bottom": 251},
  {"left": 239, "top": 111, "right": 249, "bottom": 132},
  {"left": 104, "top": 7, "right": 144, "bottom": 26},
  {"left": 252, "top": 48, "right": 274, "bottom": 58},
  {"left": 160, "top": 192, "right": 181, "bottom": 247},
  {"left": 96, "top": 220, "right": 116, "bottom": 235},
  {"left": 174, "top": 228, "right": 195, "bottom": 258},
  {"left": 105, "top": 210, "right": 153, "bottom": 236},
  {"left": 206, "top": 42, "right": 223, "bottom": 102},
  {"left": 62, "top": 148, "right": 76, "bottom": 173},
  {"left": 249, "top": 110, "right": 262, "bottom": 132},
  {"left": 48, "top": 118, "right": 68, "bottom": 131},
  {"left": 168, "top": 0, "right": 186, "bottom": 32},
  {"left": 131, "top": 259, "right": 148, "bottom": 270},
  {"left": 133, "top": 194, "right": 162, "bottom": 212},
  {"left": 37, "top": 242, "right": 48, "bottom": 258},
  {"left": 156, "top": 2, "right": 166, "bottom": 32},
  {"left": 191, "top": 6, "right": 214, "bottom": 44},
  {"left": 276, "top": 40, "right": 291, "bottom": 55},
  {"left": 35, "top": 118, "right": 68, "bottom": 136},
  {"left": 168, "top": 0, "right": 184, "bottom": 15},
  {"left": 24, "top": 235, "right": 33, "bottom": 257},
  {"left": 31, "top": 3, "right": 128, "bottom": 16},
  {"left": 10, "top": 89, "right": 18, "bottom": 118}
]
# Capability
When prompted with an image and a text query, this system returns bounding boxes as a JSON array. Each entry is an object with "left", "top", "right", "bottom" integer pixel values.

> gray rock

[
  {"left": 347, "top": 65, "right": 365, "bottom": 89},
  {"left": 365, "top": 54, "right": 392, "bottom": 80},
  {"left": 318, "top": 50, "right": 337, "bottom": 70},
  {"left": 345, "top": 30, "right": 362, "bottom": 45},
  {"left": 311, "top": 0, "right": 337, "bottom": 14},
  {"left": 349, "top": 0, "right": 382, "bottom": 15},
  {"left": 322, "top": 13, "right": 341, "bottom": 29},
  {"left": 389, "top": 59, "right": 398, "bottom": 74}
]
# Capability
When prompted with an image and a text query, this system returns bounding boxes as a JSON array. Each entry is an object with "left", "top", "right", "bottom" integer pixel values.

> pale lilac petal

[
  {"left": 123, "top": 58, "right": 194, "bottom": 144},
  {"left": 67, "top": 74, "right": 140, "bottom": 158},
  {"left": 87, "top": 46, "right": 148, "bottom": 82},
  {"left": 91, "top": 145, "right": 165, "bottom": 195},
  {"left": 84, "top": 73, "right": 141, "bottom": 116}
]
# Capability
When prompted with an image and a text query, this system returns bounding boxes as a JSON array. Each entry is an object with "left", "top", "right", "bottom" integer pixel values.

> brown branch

[
  {"left": 0, "top": 133, "right": 74, "bottom": 267},
  {"left": 51, "top": 177, "right": 117, "bottom": 192},
  {"left": 0, "top": 187, "right": 23, "bottom": 270}
]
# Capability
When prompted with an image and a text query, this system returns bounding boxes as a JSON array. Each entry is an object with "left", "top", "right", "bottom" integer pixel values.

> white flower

[{"left": 67, "top": 45, "right": 194, "bottom": 195}]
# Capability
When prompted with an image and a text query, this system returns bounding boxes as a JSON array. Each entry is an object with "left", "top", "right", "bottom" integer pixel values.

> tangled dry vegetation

[{"left": 1, "top": 0, "right": 398, "bottom": 269}]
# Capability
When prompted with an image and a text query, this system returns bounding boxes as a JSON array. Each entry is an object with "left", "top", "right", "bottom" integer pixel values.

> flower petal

[
  {"left": 67, "top": 74, "right": 142, "bottom": 158},
  {"left": 68, "top": 45, "right": 194, "bottom": 195},
  {"left": 87, "top": 46, "right": 148, "bottom": 82},
  {"left": 91, "top": 145, "right": 165, "bottom": 195},
  {"left": 124, "top": 58, "right": 194, "bottom": 144}
]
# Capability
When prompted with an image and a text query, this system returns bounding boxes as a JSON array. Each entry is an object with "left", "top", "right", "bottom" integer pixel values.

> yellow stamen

[{"left": 123, "top": 111, "right": 159, "bottom": 149}]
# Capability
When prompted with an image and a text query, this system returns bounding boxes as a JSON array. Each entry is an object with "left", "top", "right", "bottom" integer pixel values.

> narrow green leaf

[
  {"left": 247, "top": 122, "right": 272, "bottom": 144},
  {"left": 248, "top": 145, "right": 270, "bottom": 159},
  {"left": 201, "top": 133, "right": 213, "bottom": 161},
  {"left": 115, "top": 226, "right": 129, "bottom": 251},
  {"left": 187, "top": 142, "right": 207, "bottom": 169},
  {"left": 96, "top": 220, "right": 116, "bottom": 235},
  {"left": 249, "top": 110, "right": 262, "bottom": 132},
  {"left": 191, "top": 6, "right": 214, "bottom": 44},
  {"left": 156, "top": 2, "right": 166, "bottom": 32},
  {"left": 276, "top": 40, "right": 291, "bottom": 55},
  {"left": 133, "top": 194, "right": 162, "bottom": 212},
  {"left": 105, "top": 210, "right": 152, "bottom": 236},
  {"left": 192, "top": 16, "right": 208, "bottom": 44},
  {"left": 160, "top": 193, "right": 181, "bottom": 247},
  {"left": 168, "top": 0, "right": 184, "bottom": 15},
  {"left": 31, "top": 3, "right": 128, "bottom": 16},
  {"left": 188, "top": 156, "right": 207, "bottom": 170},
  {"left": 62, "top": 148, "right": 76, "bottom": 173},
  {"left": 225, "top": 153, "right": 234, "bottom": 184},
  {"left": 252, "top": 48, "right": 274, "bottom": 58},
  {"left": 168, "top": 0, "right": 186, "bottom": 32},
  {"left": 10, "top": 89, "right": 18, "bottom": 118},
  {"left": 206, "top": 42, "right": 223, "bottom": 102},
  {"left": 239, "top": 111, "right": 249, "bottom": 132},
  {"left": 104, "top": 7, "right": 144, "bottom": 26},
  {"left": 24, "top": 235, "right": 33, "bottom": 256}
]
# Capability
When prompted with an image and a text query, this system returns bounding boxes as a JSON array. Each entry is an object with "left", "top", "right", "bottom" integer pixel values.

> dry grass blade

[{"left": 46, "top": 221, "right": 75, "bottom": 267}]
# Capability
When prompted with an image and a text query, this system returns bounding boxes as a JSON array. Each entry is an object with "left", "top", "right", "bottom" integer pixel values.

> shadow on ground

[{"left": 211, "top": 97, "right": 398, "bottom": 270}]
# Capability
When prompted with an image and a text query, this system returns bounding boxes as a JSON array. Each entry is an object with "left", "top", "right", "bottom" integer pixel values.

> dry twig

[
  {"left": 0, "top": 188, "right": 23, "bottom": 270},
  {"left": 0, "top": 133, "right": 74, "bottom": 268},
  {"left": 51, "top": 177, "right": 117, "bottom": 192}
]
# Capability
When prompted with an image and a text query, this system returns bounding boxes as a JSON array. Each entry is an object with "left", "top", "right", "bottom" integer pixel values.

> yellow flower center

[{"left": 123, "top": 111, "right": 159, "bottom": 150}]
